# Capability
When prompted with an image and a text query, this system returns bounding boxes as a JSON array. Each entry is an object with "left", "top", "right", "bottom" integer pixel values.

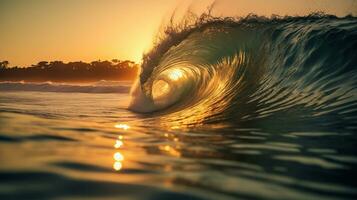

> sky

[{"left": 0, "top": 0, "right": 356, "bottom": 67}]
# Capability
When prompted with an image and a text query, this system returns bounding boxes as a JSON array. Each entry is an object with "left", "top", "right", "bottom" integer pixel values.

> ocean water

[
  {"left": 1, "top": 14, "right": 357, "bottom": 200},
  {"left": 0, "top": 84, "right": 356, "bottom": 200}
]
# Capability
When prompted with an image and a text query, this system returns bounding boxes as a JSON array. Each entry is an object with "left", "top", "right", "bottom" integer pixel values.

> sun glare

[
  {"left": 115, "top": 124, "right": 130, "bottom": 130},
  {"left": 168, "top": 69, "right": 184, "bottom": 81},
  {"left": 113, "top": 162, "right": 122, "bottom": 171},
  {"left": 113, "top": 134, "right": 124, "bottom": 172},
  {"left": 114, "top": 152, "right": 124, "bottom": 161}
]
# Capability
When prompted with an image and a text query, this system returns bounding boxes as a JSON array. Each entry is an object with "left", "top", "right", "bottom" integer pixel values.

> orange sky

[{"left": 0, "top": 0, "right": 356, "bottom": 67}]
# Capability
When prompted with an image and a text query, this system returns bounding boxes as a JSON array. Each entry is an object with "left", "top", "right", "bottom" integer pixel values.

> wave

[
  {"left": 129, "top": 13, "right": 357, "bottom": 129},
  {"left": 0, "top": 81, "right": 131, "bottom": 93}
]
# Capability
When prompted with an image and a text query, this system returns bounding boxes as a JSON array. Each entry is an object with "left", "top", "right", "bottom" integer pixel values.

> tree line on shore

[{"left": 0, "top": 59, "right": 139, "bottom": 82}]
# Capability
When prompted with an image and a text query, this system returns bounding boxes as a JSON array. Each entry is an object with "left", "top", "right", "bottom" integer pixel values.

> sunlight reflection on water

[
  {"left": 1, "top": 90, "right": 357, "bottom": 200},
  {"left": 113, "top": 123, "right": 129, "bottom": 171}
]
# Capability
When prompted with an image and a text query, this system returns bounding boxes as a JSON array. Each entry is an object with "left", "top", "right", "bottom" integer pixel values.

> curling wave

[{"left": 129, "top": 13, "right": 357, "bottom": 128}]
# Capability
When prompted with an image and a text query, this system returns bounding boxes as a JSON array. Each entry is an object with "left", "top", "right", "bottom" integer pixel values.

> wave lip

[{"left": 0, "top": 81, "right": 131, "bottom": 93}]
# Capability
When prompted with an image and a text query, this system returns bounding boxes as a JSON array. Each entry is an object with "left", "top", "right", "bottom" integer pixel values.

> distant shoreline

[
  {"left": 0, "top": 78, "right": 136, "bottom": 83},
  {"left": 0, "top": 60, "right": 139, "bottom": 83}
]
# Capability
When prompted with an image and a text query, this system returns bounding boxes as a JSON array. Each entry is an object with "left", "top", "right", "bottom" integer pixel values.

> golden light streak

[
  {"left": 171, "top": 126, "right": 180, "bottom": 130},
  {"left": 160, "top": 145, "right": 181, "bottom": 157},
  {"left": 112, "top": 133, "right": 124, "bottom": 171},
  {"left": 152, "top": 80, "right": 171, "bottom": 100},
  {"left": 115, "top": 124, "right": 130, "bottom": 130},
  {"left": 114, "top": 140, "right": 123, "bottom": 148}
]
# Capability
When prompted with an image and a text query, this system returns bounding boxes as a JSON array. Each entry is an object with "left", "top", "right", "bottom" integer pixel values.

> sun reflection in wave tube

[{"left": 168, "top": 68, "right": 184, "bottom": 81}]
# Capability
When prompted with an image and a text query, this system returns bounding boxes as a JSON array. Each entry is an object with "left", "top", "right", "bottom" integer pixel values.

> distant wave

[{"left": 0, "top": 81, "right": 131, "bottom": 93}]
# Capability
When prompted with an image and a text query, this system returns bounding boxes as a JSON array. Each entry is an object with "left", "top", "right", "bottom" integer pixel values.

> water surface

[{"left": 0, "top": 90, "right": 356, "bottom": 200}]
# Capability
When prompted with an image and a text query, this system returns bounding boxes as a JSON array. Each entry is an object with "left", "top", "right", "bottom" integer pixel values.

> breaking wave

[{"left": 129, "top": 13, "right": 357, "bottom": 128}]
